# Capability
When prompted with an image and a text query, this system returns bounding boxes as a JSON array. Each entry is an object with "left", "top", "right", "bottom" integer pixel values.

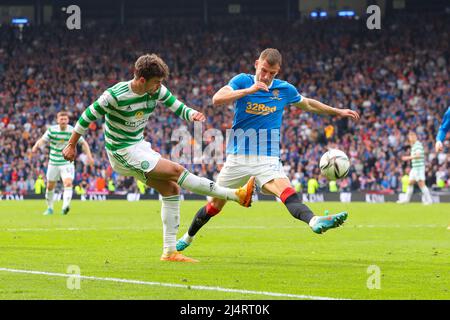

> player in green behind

[
  {"left": 397, "top": 131, "right": 433, "bottom": 205},
  {"left": 32, "top": 111, "right": 94, "bottom": 215},
  {"left": 62, "top": 53, "right": 255, "bottom": 263}
]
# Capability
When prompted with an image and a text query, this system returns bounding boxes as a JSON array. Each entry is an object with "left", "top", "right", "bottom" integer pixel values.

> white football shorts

[
  {"left": 216, "top": 154, "right": 288, "bottom": 192},
  {"left": 106, "top": 140, "right": 161, "bottom": 183},
  {"left": 409, "top": 167, "right": 426, "bottom": 182},
  {"left": 46, "top": 164, "right": 75, "bottom": 182}
]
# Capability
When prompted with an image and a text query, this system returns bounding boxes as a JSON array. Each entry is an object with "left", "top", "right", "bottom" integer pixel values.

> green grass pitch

[{"left": 0, "top": 200, "right": 448, "bottom": 300}]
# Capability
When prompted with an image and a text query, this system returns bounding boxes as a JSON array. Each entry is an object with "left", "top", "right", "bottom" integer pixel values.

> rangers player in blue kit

[{"left": 177, "top": 48, "right": 360, "bottom": 252}]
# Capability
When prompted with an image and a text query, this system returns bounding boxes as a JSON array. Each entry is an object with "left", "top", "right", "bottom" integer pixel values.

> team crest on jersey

[
  {"left": 146, "top": 100, "right": 156, "bottom": 109},
  {"left": 270, "top": 89, "right": 282, "bottom": 100},
  {"left": 141, "top": 161, "right": 150, "bottom": 170},
  {"left": 135, "top": 111, "right": 144, "bottom": 119}
]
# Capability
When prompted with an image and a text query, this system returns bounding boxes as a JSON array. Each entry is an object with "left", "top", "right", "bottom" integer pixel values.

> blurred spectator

[
  {"left": 307, "top": 175, "right": 319, "bottom": 195},
  {"left": 95, "top": 176, "right": 106, "bottom": 192},
  {"left": 34, "top": 174, "right": 45, "bottom": 194},
  {"left": 0, "top": 14, "right": 448, "bottom": 194}
]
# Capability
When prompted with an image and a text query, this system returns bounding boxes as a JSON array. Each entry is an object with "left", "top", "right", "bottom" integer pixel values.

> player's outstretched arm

[
  {"left": 294, "top": 98, "right": 360, "bottom": 121},
  {"left": 63, "top": 91, "right": 112, "bottom": 162},
  {"left": 212, "top": 82, "right": 268, "bottom": 107},
  {"left": 158, "top": 85, "right": 205, "bottom": 122}
]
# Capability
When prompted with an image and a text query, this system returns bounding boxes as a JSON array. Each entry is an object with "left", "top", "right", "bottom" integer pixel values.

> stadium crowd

[{"left": 0, "top": 13, "right": 449, "bottom": 195}]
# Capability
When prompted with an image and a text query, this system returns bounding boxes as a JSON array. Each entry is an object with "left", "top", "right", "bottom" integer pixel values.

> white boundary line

[{"left": 0, "top": 267, "right": 348, "bottom": 300}]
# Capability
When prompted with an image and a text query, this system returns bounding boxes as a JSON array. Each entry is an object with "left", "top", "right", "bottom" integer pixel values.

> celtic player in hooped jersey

[
  {"left": 177, "top": 48, "right": 360, "bottom": 252},
  {"left": 62, "top": 54, "right": 255, "bottom": 263},
  {"left": 397, "top": 131, "right": 433, "bottom": 205},
  {"left": 32, "top": 111, "right": 94, "bottom": 215}
]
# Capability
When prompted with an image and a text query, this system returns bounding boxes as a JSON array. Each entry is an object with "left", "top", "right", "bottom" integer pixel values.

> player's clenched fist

[
  {"left": 62, "top": 143, "right": 77, "bottom": 162},
  {"left": 191, "top": 111, "right": 206, "bottom": 122}
]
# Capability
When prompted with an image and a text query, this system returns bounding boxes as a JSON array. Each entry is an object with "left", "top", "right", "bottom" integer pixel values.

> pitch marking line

[{"left": 0, "top": 267, "right": 348, "bottom": 300}]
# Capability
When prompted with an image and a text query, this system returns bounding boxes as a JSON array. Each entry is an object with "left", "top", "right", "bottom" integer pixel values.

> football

[{"left": 319, "top": 149, "right": 350, "bottom": 180}]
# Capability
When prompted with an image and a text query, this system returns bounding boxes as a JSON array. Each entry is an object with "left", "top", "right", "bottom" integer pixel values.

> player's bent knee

[
  {"left": 47, "top": 182, "right": 56, "bottom": 190},
  {"left": 170, "top": 182, "right": 181, "bottom": 195},
  {"left": 172, "top": 163, "right": 186, "bottom": 177},
  {"left": 63, "top": 181, "right": 73, "bottom": 188},
  {"left": 210, "top": 198, "right": 226, "bottom": 213},
  {"left": 158, "top": 181, "right": 180, "bottom": 197}
]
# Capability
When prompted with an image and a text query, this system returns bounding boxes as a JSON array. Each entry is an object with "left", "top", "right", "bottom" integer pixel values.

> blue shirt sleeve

[
  {"left": 228, "top": 73, "right": 249, "bottom": 91},
  {"left": 437, "top": 107, "right": 450, "bottom": 142},
  {"left": 286, "top": 83, "right": 303, "bottom": 104}
]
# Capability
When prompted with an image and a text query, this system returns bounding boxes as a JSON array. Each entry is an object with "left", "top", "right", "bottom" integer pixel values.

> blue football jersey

[
  {"left": 436, "top": 106, "right": 450, "bottom": 143},
  {"left": 226, "top": 73, "right": 302, "bottom": 157}
]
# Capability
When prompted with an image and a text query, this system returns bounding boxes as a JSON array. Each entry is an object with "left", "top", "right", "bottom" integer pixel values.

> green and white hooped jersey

[
  {"left": 74, "top": 81, "right": 196, "bottom": 152},
  {"left": 43, "top": 124, "right": 85, "bottom": 166},
  {"left": 411, "top": 141, "right": 425, "bottom": 169}
]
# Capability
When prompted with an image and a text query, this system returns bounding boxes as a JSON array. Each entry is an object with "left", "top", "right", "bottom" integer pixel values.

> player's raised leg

[
  {"left": 176, "top": 162, "right": 250, "bottom": 251},
  {"left": 263, "top": 178, "right": 347, "bottom": 234},
  {"left": 177, "top": 198, "right": 226, "bottom": 251},
  {"left": 147, "top": 158, "right": 255, "bottom": 207}
]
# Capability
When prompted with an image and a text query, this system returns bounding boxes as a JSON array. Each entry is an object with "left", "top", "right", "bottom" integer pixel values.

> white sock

[
  {"left": 177, "top": 170, "right": 238, "bottom": 201},
  {"left": 161, "top": 195, "right": 181, "bottom": 254},
  {"left": 419, "top": 185, "right": 432, "bottom": 203},
  {"left": 309, "top": 216, "right": 319, "bottom": 227},
  {"left": 405, "top": 185, "right": 414, "bottom": 202},
  {"left": 63, "top": 187, "right": 73, "bottom": 209},
  {"left": 45, "top": 189, "right": 54, "bottom": 209},
  {"left": 181, "top": 232, "right": 194, "bottom": 244}
]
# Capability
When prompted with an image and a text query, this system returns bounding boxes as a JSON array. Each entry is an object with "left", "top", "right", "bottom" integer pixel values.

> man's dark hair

[{"left": 134, "top": 53, "right": 169, "bottom": 80}]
